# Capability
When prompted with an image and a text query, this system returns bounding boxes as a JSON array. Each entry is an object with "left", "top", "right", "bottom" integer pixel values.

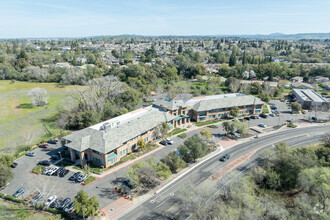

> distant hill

[
  {"left": 90, "top": 33, "right": 330, "bottom": 40},
  {"left": 228, "top": 33, "right": 330, "bottom": 40}
]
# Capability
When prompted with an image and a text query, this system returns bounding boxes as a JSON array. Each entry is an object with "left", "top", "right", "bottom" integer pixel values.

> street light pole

[{"left": 82, "top": 205, "right": 85, "bottom": 220}]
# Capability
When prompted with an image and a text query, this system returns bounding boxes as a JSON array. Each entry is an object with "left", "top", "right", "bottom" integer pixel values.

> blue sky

[{"left": 0, "top": 0, "right": 329, "bottom": 38}]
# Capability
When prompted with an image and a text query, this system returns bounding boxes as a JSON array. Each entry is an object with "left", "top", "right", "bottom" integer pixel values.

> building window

[
  {"left": 238, "top": 111, "right": 243, "bottom": 115},
  {"left": 209, "top": 109, "right": 217, "bottom": 113},
  {"left": 93, "top": 157, "right": 102, "bottom": 164},
  {"left": 107, "top": 154, "right": 117, "bottom": 164},
  {"left": 92, "top": 150, "right": 101, "bottom": 155},
  {"left": 208, "top": 115, "right": 215, "bottom": 118},
  {"left": 218, "top": 113, "right": 225, "bottom": 118},
  {"left": 119, "top": 149, "right": 127, "bottom": 156},
  {"left": 144, "top": 137, "right": 148, "bottom": 142}
]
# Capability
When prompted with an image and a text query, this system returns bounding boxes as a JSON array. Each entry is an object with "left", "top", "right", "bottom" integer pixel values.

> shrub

[
  {"left": 4, "top": 195, "right": 23, "bottom": 203},
  {"left": 82, "top": 176, "right": 96, "bottom": 185},
  {"left": 287, "top": 122, "right": 297, "bottom": 128},
  {"left": 31, "top": 165, "right": 46, "bottom": 174},
  {"left": 178, "top": 133, "right": 187, "bottom": 139},
  {"left": 46, "top": 207, "right": 62, "bottom": 214}
]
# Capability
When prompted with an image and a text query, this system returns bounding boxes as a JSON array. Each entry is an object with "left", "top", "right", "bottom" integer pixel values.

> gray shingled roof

[
  {"left": 153, "top": 94, "right": 193, "bottom": 110},
  {"left": 193, "top": 95, "right": 264, "bottom": 112},
  {"left": 64, "top": 109, "right": 175, "bottom": 154}
]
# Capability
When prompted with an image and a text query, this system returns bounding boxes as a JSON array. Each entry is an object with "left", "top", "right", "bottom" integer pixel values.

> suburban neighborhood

[{"left": 0, "top": 1, "right": 330, "bottom": 220}]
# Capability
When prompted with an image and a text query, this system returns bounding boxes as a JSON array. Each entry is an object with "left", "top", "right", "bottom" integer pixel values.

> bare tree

[
  {"left": 28, "top": 87, "right": 48, "bottom": 107},
  {"left": 84, "top": 75, "right": 125, "bottom": 100},
  {"left": 25, "top": 66, "right": 49, "bottom": 81},
  {"left": 23, "top": 130, "right": 37, "bottom": 149}
]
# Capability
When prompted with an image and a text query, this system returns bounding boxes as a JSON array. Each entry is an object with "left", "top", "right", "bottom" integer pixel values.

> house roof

[
  {"left": 64, "top": 106, "right": 175, "bottom": 154},
  {"left": 193, "top": 95, "right": 264, "bottom": 112},
  {"left": 293, "top": 89, "right": 328, "bottom": 103}
]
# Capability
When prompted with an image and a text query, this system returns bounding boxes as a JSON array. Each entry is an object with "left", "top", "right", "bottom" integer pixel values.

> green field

[{"left": 0, "top": 80, "right": 78, "bottom": 152}]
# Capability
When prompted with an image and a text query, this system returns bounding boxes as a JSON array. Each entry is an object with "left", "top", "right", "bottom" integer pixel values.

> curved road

[{"left": 119, "top": 124, "right": 330, "bottom": 220}]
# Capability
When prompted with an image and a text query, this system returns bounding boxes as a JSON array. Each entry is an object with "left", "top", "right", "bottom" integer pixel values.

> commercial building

[
  {"left": 64, "top": 93, "right": 264, "bottom": 167},
  {"left": 154, "top": 93, "right": 264, "bottom": 123},
  {"left": 63, "top": 106, "right": 175, "bottom": 168},
  {"left": 292, "top": 88, "right": 329, "bottom": 109}
]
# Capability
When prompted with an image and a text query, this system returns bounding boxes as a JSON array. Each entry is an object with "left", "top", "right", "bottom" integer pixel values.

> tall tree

[
  {"left": 74, "top": 190, "right": 99, "bottom": 217},
  {"left": 229, "top": 52, "right": 236, "bottom": 67},
  {"left": 178, "top": 44, "right": 183, "bottom": 54}
]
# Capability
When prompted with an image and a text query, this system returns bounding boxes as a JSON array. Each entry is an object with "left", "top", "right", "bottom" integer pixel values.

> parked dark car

[
  {"left": 270, "top": 106, "right": 277, "bottom": 110},
  {"left": 238, "top": 118, "right": 244, "bottom": 122},
  {"left": 229, "top": 131, "right": 240, "bottom": 138},
  {"left": 50, "top": 197, "right": 63, "bottom": 209},
  {"left": 38, "top": 160, "right": 51, "bottom": 166},
  {"left": 51, "top": 155, "right": 60, "bottom": 161},
  {"left": 39, "top": 144, "right": 49, "bottom": 148},
  {"left": 59, "top": 198, "right": 71, "bottom": 209},
  {"left": 160, "top": 140, "right": 167, "bottom": 145},
  {"left": 54, "top": 167, "right": 64, "bottom": 176},
  {"left": 123, "top": 178, "right": 135, "bottom": 189},
  {"left": 250, "top": 115, "right": 259, "bottom": 119},
  {"left": 69, "top": 172, "right": 81, "bottom": 181},
  {"left": 30, "top": 192, "right": 42, "bottom": 204},
  {"left": 259, "top": 113, "right": 268, "bottom": 118},
  {"left": 311, "top": 117, "right": 318, "bottom": 121},
  {"left": 64, "top": 202, "right": 75, "bottom": 213},
  {"left": 11, "top": 162, "right": 18, "bottom": 168},
  {"left": 244, "top": 117, "right": 250, "bottom": 121},
  {"left": 220, "top": 154, "right": 231, "bottom": 162},
  {"left": 13, "top": 187, "right": 25, "bottom": 198},
  {"left": 60, "top": 169, "right": 69, "bottom": 177},
  {"left": 47, "top": 139, "right": 58, "bottom": 144}
]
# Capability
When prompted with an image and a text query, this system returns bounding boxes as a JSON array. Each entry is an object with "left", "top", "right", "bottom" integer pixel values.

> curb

[
  {"left": 113, "top": 187, "right": 133, "bottom": 201},
  {"left": 98, "top": 208, "right": 106, "bottom": 216},
  {"left": 29, "top": 168, "right": 41, "bottom": 175}
]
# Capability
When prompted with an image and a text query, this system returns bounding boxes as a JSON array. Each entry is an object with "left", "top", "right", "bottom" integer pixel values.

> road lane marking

[
  {"left": 157, "top": 202, "right": 179, "bottom": 219},
  {"left": 173, "top": 208, "right": 184, "bottom": 218},
  {"left": 154, "top": 200, "right": 167, "bottom": 209}
]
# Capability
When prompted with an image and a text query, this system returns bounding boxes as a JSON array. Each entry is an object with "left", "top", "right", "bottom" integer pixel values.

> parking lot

[
  {"left": 0, "top": 142, "right": 84, "bottom": 209},
  {"left": 1, "top": 99, "right": 329, "bottom": 210}
]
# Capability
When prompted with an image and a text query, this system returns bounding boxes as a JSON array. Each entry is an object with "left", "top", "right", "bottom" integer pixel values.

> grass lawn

[
  {"left": 177, "top": 133, "right": 187, "bottom": 139},
  {"left": 195, "top": 120, "right": 220, "bottom": 127},
  {"left": 82, "top": 176, "right": 96, "bottom": 185},
  {"left": 73, "top": 164, "right": 102, "bottom": 174},
  {"left": 171, "top": 128, "right": 187, "bottom": 135},
  {"left": 283, "top": 88, "right": 292, "bottom": 93},
  {"left": 0, "top": 200, "right": 61, "bottom": 219},
  {"left": 31, "top": 165, "right": 46, "bottom": 174},
  {"left": 263, "top": 105, "right": 269, "bottom": 113},
  {"left": 0, "top": 80, "right": 79, "bottom": 152}
]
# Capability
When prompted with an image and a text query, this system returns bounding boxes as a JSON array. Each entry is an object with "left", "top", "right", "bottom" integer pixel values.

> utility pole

[
  {"left": 82, "top": 206, "right": 85, "bottom": 220},
  {"left": 59, "top": 151, "right": 62, "bottom": 166}
]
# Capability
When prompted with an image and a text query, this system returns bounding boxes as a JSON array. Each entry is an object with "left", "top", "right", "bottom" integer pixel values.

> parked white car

[
  {"left": 165, "top": 138, "right": 173, "bottom": 144},
  {"left": 258, "top": 123, "right": 267, "bottom": 128},
  {"left": 45, "top": 195, "right": 57, "bottom": 206}
]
